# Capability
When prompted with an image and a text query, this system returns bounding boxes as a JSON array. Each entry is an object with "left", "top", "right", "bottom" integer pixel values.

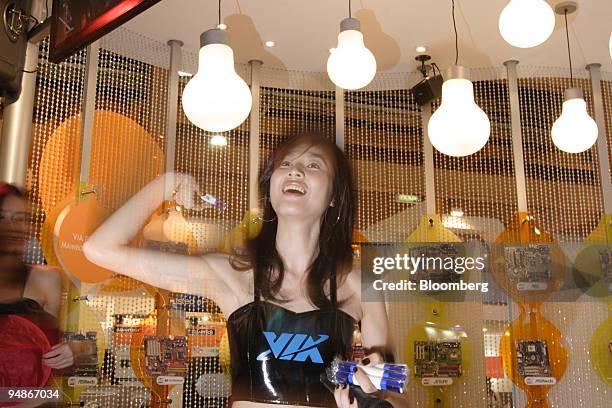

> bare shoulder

[
  {"left": 345, "top": 268, "right": 362, "bottom": 293},
  {"left": 26, "top": 265, "right": 62, "bottom": 289},
  {"left": 24, "top": 265, "right": 63, "bottom": 316},
  {"left": 201, "top": 252, "right": 254, "bottom": 304}
]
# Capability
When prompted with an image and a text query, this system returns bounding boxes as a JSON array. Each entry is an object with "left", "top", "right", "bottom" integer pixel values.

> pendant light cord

[
  {"left": 564, "top": 10, "right": 574, "bottom": 87},
  {"left": 218, "top": 0, "right": 221, "bottom": 26},
  {"left": 452, "top": 0, "right": 458, "bottom": 65},
  {"left": 348, "top": 0, "right": 351, "bottom": 18}
]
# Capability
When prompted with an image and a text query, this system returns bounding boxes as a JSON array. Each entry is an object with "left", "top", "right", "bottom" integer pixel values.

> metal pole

[
  {"left": 422, "top": 104, "right": 436, "bottom": 214},
  {"left": 248, "top": 60, "right": 262, "bottom": 210},
  {"left": 77, "top": 41, "right": 100, "bottom": 191},
  {"left": 504, "top": 60, "right": 528, "bottom": 212},
  {"left": 164, "top": 40, "right": 182, "bottom": 179},
  {"left": 586, "top": 63, "right": 612, "bottom": 213},
  {"left": 0, "top": 0, "right": 44, "bottom": 187},
  {"left": 335, "top": 86, "right": 345, "bottom": 151}
]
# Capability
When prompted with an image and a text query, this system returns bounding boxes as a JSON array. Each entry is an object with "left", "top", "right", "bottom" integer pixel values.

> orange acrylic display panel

[
  {"left": 495, "top": 212, "right": 568, "bottom": 408},
  {"left": 491, "top": 212, "right": 565, "bottom": 305},
  {"left": 499, "top": 304, "right": 568, "bottom": 408},
  {"left": 38, "top": 110, "right": 164, "bottom": 215},
  {"left": 41, "top": 192, "right": 75, "bottom": 269},
  {"left": 53, "top": 197, "right": 114, "bottom": 283}
]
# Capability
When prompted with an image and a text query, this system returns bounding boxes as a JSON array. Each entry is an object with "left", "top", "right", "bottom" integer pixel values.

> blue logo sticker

[{"left": 256, "top": 331, "right": 330, "bottom": 363}]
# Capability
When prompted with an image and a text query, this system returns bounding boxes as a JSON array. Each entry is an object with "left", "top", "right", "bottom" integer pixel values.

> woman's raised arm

[{"left": 83, "top": 172, "right": 246, "bottom": 314}]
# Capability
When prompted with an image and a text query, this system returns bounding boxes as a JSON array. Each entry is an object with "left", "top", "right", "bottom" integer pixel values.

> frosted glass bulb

[
  {"left": 551, "top": 89, "right": 598, "bottom": 153},
  {"left": 428, "top": 68, "right": 490, "bottom": 157},
  {"left": 182, "top": 30, "right": 252, "bottom": 132},
  {"left": 499, "top": 0, "right": 555, "bottom": 48},
  {"left": 327, "top": 18, "right": 376, "bottom": 90}
]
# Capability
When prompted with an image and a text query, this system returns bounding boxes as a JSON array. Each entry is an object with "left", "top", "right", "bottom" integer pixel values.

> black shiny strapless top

[{"left": 227, "top": 299, "right": 355, "bottom": 406}]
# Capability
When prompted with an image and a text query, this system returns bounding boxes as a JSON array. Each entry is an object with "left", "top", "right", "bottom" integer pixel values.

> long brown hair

[{"left": 232, "top": 132, "right": 356, "bottom": 310}]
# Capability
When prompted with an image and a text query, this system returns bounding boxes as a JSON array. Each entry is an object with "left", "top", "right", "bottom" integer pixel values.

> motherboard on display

[
  {"left": 414, "top": 339, "right": 462, "bottom": 377},
  {"left": 516, "top": 340, "right": 552, "bottom": 378},
  {"left": 61, "top": 331, "right": 98, "bottom": 377},
  {"left": 144, "top": 336, "right": 187, "bottom": 376},
  {"left": 599, "top": 249, "right": 612, "bottom": 283},
  {"left": 408, "top": 244, "right": 461, "bottom": 285},
  {"left": 504, "top": 245, "right": 552, "bottom": 283}
]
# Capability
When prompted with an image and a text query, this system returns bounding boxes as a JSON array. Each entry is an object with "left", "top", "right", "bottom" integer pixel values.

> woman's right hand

[{"left": 172, "top": 173, "right": 202, "bottom": 210}]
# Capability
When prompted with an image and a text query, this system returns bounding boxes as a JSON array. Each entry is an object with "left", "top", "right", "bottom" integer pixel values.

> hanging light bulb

[
  {"left": 552, "top": 88, "right": 598, "bottom": 153},
  {"left": 551, "top": 2, "right": 597, "bottom": 154},
  {"left": 181, "top": 29, "right": 252, "bottom": 132},
  {"left": 499, "top": 0, "right": 555, "bottom": 48},
  {"left": 327, "top": 17, "right": 377, "bottom": 90},
  {"left": 428, "top": 66, "right": 490, "bottom": 157}
]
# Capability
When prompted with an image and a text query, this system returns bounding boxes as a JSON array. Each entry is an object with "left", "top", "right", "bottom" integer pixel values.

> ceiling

[{"left": 125, "top": 0, "right": 612, "bottom": 74}]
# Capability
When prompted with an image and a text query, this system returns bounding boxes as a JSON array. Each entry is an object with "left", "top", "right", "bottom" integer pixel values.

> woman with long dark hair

[{"left": 85, "top": 132, "right": 404, "bottom": 407}]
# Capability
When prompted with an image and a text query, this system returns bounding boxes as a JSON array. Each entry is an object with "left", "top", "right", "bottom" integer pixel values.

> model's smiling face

[{"left": 269, "top": 144, "right": 334, "bottom": 220}]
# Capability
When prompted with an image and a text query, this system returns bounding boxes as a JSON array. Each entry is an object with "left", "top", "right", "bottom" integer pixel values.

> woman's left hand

[{"left": 42, "top": 343, "right": 74, "bottom": 369}]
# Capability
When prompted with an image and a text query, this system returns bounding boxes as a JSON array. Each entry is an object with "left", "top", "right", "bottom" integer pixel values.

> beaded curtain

[
  {"left": 83, "top": 29, "right": 169, "bottom": 407},
  {"left": 27, "top": 39, "right": 85, "bottom": 265},
  {"left": 259, "top": 67, "right": 335, "bottom": 172},
  {"left": 345, "top": 72, "right": 425, "bottom": 243},
  {"left": 429, "top": 67, "right": 514, "bottom": 407},
  {"left": 516, "top": 66, "right": 609, "bottom": 407},
  {"left": 602, "top": 74, "right": 612, "bottom": 179},
  {"left": 21, "top": 26, "right": 612, "bottom": 407}
]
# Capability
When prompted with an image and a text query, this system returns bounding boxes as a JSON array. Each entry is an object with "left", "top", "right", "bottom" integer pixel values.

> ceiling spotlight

[
  {"left": 327, "top": 0, "right": 377, "bottom": 90},
  {"left": 450, "top": 208, "right": 464, "bottom": 217},
  {"left": 482, "top": 328, "right": 488, "bottom": 332},
  {"left": 551, "top": 3, "right": 598, "bottom": 153},
  {"left": 265, "top": 40, "right": 275, "bottom": 47},
  {"left": 217, "top": 23, "right": 227, "bottom": 30},
  {"left": 499, "top": 0, "right": 555, "bottom": 48},
  {"left": 178, "top": 71, "right": 193, "bottom": 77},
  {"left": 210, "top": 134, "right": 228, "bottom": 146},
  {"left": 416, "top": 45, "right": 427, "bottom": 53}
]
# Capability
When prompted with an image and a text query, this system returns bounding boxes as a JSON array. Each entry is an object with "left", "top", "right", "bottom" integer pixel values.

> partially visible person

[{"left": 0, "top": 183, "right": 74, "bottom": 378}]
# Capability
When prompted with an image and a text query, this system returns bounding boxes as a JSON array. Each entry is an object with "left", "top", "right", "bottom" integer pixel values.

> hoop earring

[
  {"left": 257, "top": 197, "right": 277, "bottom": 223},
  {"left": 332, "top": 198, "right": 343, "bottom": 226},
  {"left": 323, "top": 208, "right": 341, "bottom": 227}
]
